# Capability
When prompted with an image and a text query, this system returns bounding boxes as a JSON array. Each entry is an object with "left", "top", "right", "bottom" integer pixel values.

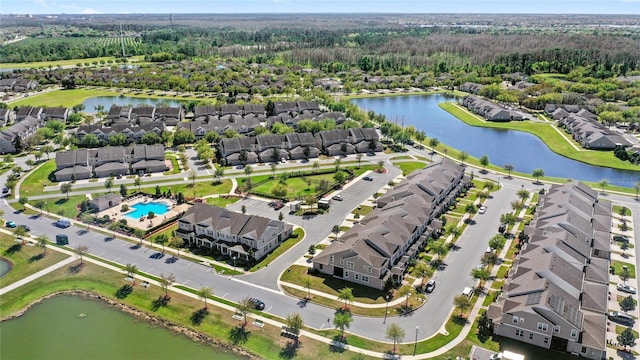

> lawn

[
  {"left": 32, "top": 195, "right": 86, "bottom": 218},
  {"left": 206, "top": 196, "right": 242, "bottom": 208},
  {"left": 0, "top": 55, "right": 144, "bottom": 69},
  {"left": 10, "top": 88, "right": 119, "bottom": 108},
  {"left": 0, "top": 233, "right": 70, "bottom": 286},
  {"left": 352, "top": 205, "right": 374, "bottom": 217},
  {"left": 141, "top": 180, "right": 232, "bottom": 199},
  {"left": 249, "top": 228, "right": 304, "bottom": 271},
  {"left": 0, "top": 260, "right": 376, "bottom": 360},
  {"left": 440, "top": 102, "right": 636, "bottom": 171},
  {"left": 164, "top": 155, "right": 181, "bottom": 175},
  {"left": 611, "top": 260, "right": 636, "bottom": 279},
  {"left": 19, "top": 160, "right": 56, "bottom": 197},
  {"left": 392, "top": 161, "right": 428, "bottom": 176},
  {"left": 251, "top": 172, "right": 339, "bottom": 200}
]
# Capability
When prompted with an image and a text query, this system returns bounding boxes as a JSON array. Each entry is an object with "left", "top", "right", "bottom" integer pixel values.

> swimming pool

[{"left": 125, "top": 201, "right": 170, "bottom": 220}]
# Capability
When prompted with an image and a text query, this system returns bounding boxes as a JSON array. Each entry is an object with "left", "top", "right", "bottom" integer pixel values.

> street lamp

[
  {"left": 414, "top": 325, "right": 419, "bottom": 356},
  {"left": 383, "top": 293, "right": 391, "bottom": 324},
  {"left": 45, "top": 201, "right": 48, "bottom": 214},
  {"left": 232, "top": 255, "right": 237, "bottom": 273}
]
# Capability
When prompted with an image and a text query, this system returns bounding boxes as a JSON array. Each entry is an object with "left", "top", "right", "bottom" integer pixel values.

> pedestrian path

[{"left": 0, "top": 256, "right": 76, "bottom": 296}]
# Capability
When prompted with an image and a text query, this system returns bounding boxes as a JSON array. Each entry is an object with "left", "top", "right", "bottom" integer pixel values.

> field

[{"left": 10, "top": 89, "right": 122, "bottom": 108}]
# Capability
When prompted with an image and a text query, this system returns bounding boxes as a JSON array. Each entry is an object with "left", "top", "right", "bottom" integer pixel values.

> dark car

[
  {"left": 613, "top": 235, "right": 629, "bottom": 242},
  {"left": 2, "top": 187, "right": 9, "bottom": 194},
  {"left": 363, "top": 175, "right": 373, "bottom": 181},
  {"left": 249, "top": 298, "right": 265, "bottom": 310},
  {"left": 5, "top": 221, "right": 16, "bottom": 228},
  {"left": 498, "top": 224, "right": 506, "bottom": 233},
  {"left": 18, "top": 224, "right": 31, "bottom": 232}
]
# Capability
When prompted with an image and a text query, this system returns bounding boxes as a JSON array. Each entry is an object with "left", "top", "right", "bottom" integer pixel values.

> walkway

[{"left": 0, "top": 252, "right": 76, "bottom": 296}]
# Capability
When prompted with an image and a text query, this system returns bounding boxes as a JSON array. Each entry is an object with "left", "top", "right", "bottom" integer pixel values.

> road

[{"left": 2, "top": 149, "right": 638, "bottom": 343}]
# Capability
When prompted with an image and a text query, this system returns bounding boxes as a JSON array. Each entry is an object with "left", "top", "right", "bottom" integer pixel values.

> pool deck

[{"left": 96, "top": 196, "right": 190, "bottom": 231}]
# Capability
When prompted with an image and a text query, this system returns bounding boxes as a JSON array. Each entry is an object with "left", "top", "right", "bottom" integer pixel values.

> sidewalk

[{"left": 0, "top": 255, "right": 76, "bottom": 296}]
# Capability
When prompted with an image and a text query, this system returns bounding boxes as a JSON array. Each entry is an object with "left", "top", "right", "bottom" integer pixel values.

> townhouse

[
  {"left": 176, "top": 203, "right": 293, "bottom": 261},
  {"left": 462, "top": 96, "right": 523, "bottom": 121},
  {"left": 487, "top": 182, "right": 612, "bottom": 360},
  {"left": 555, "top": 111, "right": 629, "bottom": 150},
  {"left": 0, "top": 115, "right": 44, "bottom": 153},
  {"left": 54, "top": 144, "right": 167, "bottom": 181},
  {"left": 76, "top": 122, "right": 166, "bottom": 144},
  {"left": 312, "top": 159, "right": 470, "bottom": 289}
]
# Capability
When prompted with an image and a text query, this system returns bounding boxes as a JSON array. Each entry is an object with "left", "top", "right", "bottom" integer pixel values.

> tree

[
  {"left": 18, "top": 197, "right": 28, "bottom": 210},
  {"left": 75, "top": 244, "right": 89, "bottom": 264},
  {"left": 159, "top": 273, "right": 175, "bottom": 296},
  {"left": 331, "top": 224, "right": 341, "bottom": 240},
  {"left": 453, "top": 294, "right": 471, "bottom": 317},
  {"left": 458, "top": 151, "right": 468, "bottom": 165},
  {"left": 619, "top": 295, "right": 636, "bottom": 312},
  {"left": 356, "top": 153, "right": 363, "bottom": 168},
  {"left": 199, "top": 286, "right": 212, "bottom": 309},
  {"left": 241, "top": 205, "right": 247, "bottom": 214},
  {"left": 482, "top": 252, "right": 499, "bottom": 266},
  {"left": 41, "top": 145, "right": 54, "bottom": 160},
  {"left": 244, "top": 165, "right": 253, "bottom": 181},
  {"left": 511, "top": 200, "right": 525, "bottom": 213},
  {"left": 597, "top": 179, "right": 608, "bottom": 194},
  {"left": 334, "top": 158, "right": 342, "bottom": 171},
  {"left": 60, "top": 182, "right": 73, "bottom": 199},
  {"left": 479, "top": 155, "right": 489, "bottom": 171},
  {"left": 333, "top": 312, "right": 352, "bottom": 341},
  {"left": 308, "top": 245, "right": 316, "bottom": 255},
  {"left": 617, "top": 327, "right": 636, "bottom": 351},
  {"left": 238, "top": 296, "right": 255, "bottom": 328},
  {"left": 334, "top": 170, "right": 346, "bottom": 184},
  {"left": 377, "top": 160, "right": 384, "bottom": 172},
  {"left": 620, "top": 267, "right": 631, "bottom": 284},
  {"left": 504, "top": 164, "right": 514, "bottom": 178},
  {"left": 471, "top": 267, "right": 491, "bottom": 288},
  {"left": 517, "top": 189, "right": 529, "bottom": 202},
  {"left": 500, "top": 213, "right": 517, "bottom": 227},
  {"left": 155, "top": 234, "right": 169, "bottom": 253},
  {"left": 428, "top": 138, "right": 440, "bottom": 159},
  {"left": 635, "top": 182, "right": 640, "bottom": 200},
  {"left": 477, "top": 311, "right": 494, "bottom": 339},
  {"left": 36, "top": 234, "right": 48, "bottom": 254},
  {"left": 397, "top": 284, "right": 414, "bottom": 307},
  {"left": 134, "top": 177, "right": 141, "bottom": 192},
  {"left": 385, "top": 323, "right": 405, "bottom": 355},
  {"left": 312, "top": 161, "right": 320, "bottom": 173},
  {"left": 286, "top": 313, "right": 304, "bottom": 343},
  {"left": 620, "top": 241, "right": 629, "bottom": 255},
  {"left": 412, "top": 262, "right": 433, "bottom": 288},
  {"left": 214, "top": 168, "right": 225, "bottom": 183},
  {"left": 190, "top": 167, "right": 197, "bottom": 186},
  {"left": 105, "top": 178, "right": 114, "bottom": 193},
  {"left": 14, "top": 226, "right": 27, "bottom": 243},
  {"left": 465, "top": 203, "right": 477, "bottom": 215},
  {"left": 489, "top": 234, "right": 507, "bottom": 250},
  {"left": 34, "top": 200, "right": 45, "bottom": 214},
  {"left": 124, "top": 263, "right": 138, "bottom": 278},
  {"left": 532, "top": 168, "right": 544, "bottom": 183},
  {"left": 337, "top": 287, "right": 354, "bottom": 310},
  {"left": 120, "top": 184, "right": 128, "bottom": 197}
]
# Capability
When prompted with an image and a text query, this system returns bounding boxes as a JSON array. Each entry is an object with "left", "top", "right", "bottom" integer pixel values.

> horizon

[{"left": 2, "top": 0, "right": 639, "bottom": 15}]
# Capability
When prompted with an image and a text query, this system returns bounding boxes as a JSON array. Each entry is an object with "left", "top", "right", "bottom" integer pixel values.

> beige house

[
  {"left": 487, "top": 182, "right": 611, "bottom": 360},
  {"left": 312, "top": 159, "right": 470, "bottom": 289}
]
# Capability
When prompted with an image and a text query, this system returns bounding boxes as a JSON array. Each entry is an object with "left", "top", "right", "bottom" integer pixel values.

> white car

[
  {"left": 478, "top": 205, "right": 487, "bottom": 214},
  {"left": 617, "top": 284, "right": 637, "bottom": 294}
]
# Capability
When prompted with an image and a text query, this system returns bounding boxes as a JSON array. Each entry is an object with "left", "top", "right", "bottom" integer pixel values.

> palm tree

[
  {"left": 333, "top": 312, "right": 352, "bottom": 341},
  {"left": 377, "top": 160, "right": 384, "bottom": 173},
  {"left": 238, "top": 296, "right": 255, "bottom": 328},
  {"left": 244, "top": 165, "right": 253, "bottom": 181},
  {"left": 13, "top": 226, "right": 27, "bottom": 244},
  {"left": 60, "top": 182, "right": 73, "bottom": 199},
  {"left": 331, "top": 224, "right": 341, "bottom": 240},
  {"left": 36, "top": 234, "right": 48, "bottom": 254},
  {"left": 190, "top": 167, "right": 197, "bottom": 186},
  {"left": 428, "top": 137, "right": 439, "bottom": 158},
  {"left": 105, "top": 177, "right": 114, "bottom": 193},
  {"left": 286, "top": 313, "right": 304, "bottom": 343},
  {"left": 134, "top": 177, "right": 141, "bottom": 192},
  {"left": 458, "top": 151, "right": 468, "bottom": 165},
  {"left": 504, "top": 164, "right": 514, "bottom": 178},
  {"left": 199, "top": 286, "right": 212, "bottom": 309},
  {"left": 412, "top": 262, "right": 434, "bottom": 289},
  {"left": 516, "top": 189, "right": 529, "bottom": 202},
  {"left": 154, "top": 234, "right": 169, "bottom": 253},
  {"left": 214, "top": 168, "right": 224, "bottom": 183},
  {"left": 386, "top": 323, "right": 405, "bottom": 355},
  {"left": 270, "top": 163, "right": 277, "bottom": 178},
  {"left": 334, "top": 158, "right": 341, "bottom": 171},
  {"left": 479, "top": 155, "right": 489, "bottom": 171},
  {"left": 75, "top": 245, "right": 89, "bottom": 264},
  {"left": 159, "top": 273, "right": 175, "bottom": 296},
  {"left": 454, "top": 294, "right": 471, "bottom": 317},
  {"left": 312, "top": 161, "right": 320, "bottom": 173},
  {"left": 635, "top": 182, "right": 640, "bottom": 200},
  {"left": 337, "top": 287, "right": 354, "bottom": 310},
  {"left": 124, "top": 263, "right": 138, "bottom": 278},
  {"left": 532, "top": 168, "right": 544, "bottom": 183},
  {"left": 598, "top": 179, "right": 608, "bottom": 194}
]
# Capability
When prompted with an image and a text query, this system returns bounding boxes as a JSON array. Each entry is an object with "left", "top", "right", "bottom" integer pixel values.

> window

[
  {"left": 347, "top": 261, "right": 354, "bottom": 269},
  {"left": 581, "top": 347, "right": 586, "bottom": 353},
  {"left": 571, "top": 329, "right": 578, "bottom": 338},
  {"left": 362, "top": 275, "right": 369, "bottom": 283},
  {"left": 529, "top": 333, "right": 534, "bottom": 340},
  {"left": 329, "top": 256, "right": 334, "bottom": 264},
  {"left": 354, "top": 274, "right": 359, "bottom": 280},
  {"left": 554, "top": 325, "right": 561, "bottom": 334},
  {"left": 512, "top": 316, "right": 520, "bottom": 324},
  {"left": 364, "top": 265, "right": 372, "bottom": 273},
  {"left": 537, "top": 322, "right": 548, "bottom": 332},
  {"left": 344, "top": 271, "right": 349, "bottom": 278},
  {"left": 544, "top": 337, "right": 549, "bottom": 344},
  {"left": 319, "top": 264, "right": 323, "bottom": 270},
  {"left": 515, "top": 329, "right": 524, "bottom": 337}
]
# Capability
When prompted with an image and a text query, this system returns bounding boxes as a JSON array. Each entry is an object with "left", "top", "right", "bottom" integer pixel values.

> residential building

[
  {"left": 42, "top": 107, "right": 71, "bottom": 122},
  {"left": 15, "top": 106, "right": 43, "bottom": 121},
  {"left": 89, "top": 193, "right": 123, "bottom": 212},
  {"left": 0, "top": 115, "right": 44, "bottom": 153},
  {"left": 176, "top": 203, "right": 293, "bottom": 261},
  {"left": 461, "top": 96, "right": 521, "bottom": 122},
  {"left": 558, "top": 114, "right": 629, "bottom": 150},
  {"left": 312, "top": 159, "right": 470, "bottom": 289},
  {"left": 487, "top": 182, "right": 612, "bottom": 360},
  {"left": 0, "top": 108, "right": 15, "bottom": 126},
  {"left": 105, "top": 106, "right": 132, "bottom": 124},
  {"left": 155, "top": 106, "right": 185, "bottom": 126}
]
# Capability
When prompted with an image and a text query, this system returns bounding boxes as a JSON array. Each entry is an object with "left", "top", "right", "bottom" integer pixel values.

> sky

[{"left": 2, "top": 0, "right": 639, "bottom": 15}]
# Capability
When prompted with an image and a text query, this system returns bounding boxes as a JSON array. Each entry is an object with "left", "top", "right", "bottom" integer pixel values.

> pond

[
  {"left": 0, "top": 258, "right": 11, "bottom": 277},
  {"left": 83, "top": 96, "right": 188, "bottom": 110},
  {"left": 352, "top": 95, "right": 639, "bottom": 188},
  {"left": 0, "top": 295, "right": 248, "bottom": 360}
]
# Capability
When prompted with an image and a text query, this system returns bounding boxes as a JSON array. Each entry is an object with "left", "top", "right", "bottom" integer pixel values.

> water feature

[
  {"left": 0, "top": 295, "right": 247, "bottom": 360},
  {"left": 0, "top": 258, "right": 11, "bottom": 277},
  {"left": 352, "top": 95, "right": 639, "bottom": 187},
  {"left": 125, "top": 201, "right": 170, "bottom": 220},
  {"left": 83, "top": 96, "right": 187, "bottom": 110}
]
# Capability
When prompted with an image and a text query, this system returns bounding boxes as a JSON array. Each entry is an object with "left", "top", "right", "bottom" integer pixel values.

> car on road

[
  {"left": 478, "top": 205, "right": 487, "bottom": 214},
  {"left": 2, "top": 187, "right": 9, "bottom": 194},
  {"left": 54, "top": 218, "right": 72, "bottom": 228},
  {"left": 498, "top": 223, "right": 506, "bottom": 233},
  {"left": 280, "top": 157, "right": 287, "bottom": 163},
  {"left": 426, "top": 279, "right": 436, "bottom": 293},
  {"left": 5, "top": 221, "right": 16, "bottom": 228},
  {"left": 248, "top": 298, "right": 266, "bottom": 310},
  {"left": 332, "top": 194, "right": 344, "bottom": 201},
  {"left": 613, "top": 235, "right": 629, "bottom": 242},
  {"left": 363, "top": 175, "right": 373, "bottom": 181},
  {"left": 18, "top": 224, "right": 30, "bottom": 232},
  {"left": 273, "top": 201, "right": 285, "bottom": 210},
  {"left": 617, "top": 284, "right": 637, "bottom": 294}
]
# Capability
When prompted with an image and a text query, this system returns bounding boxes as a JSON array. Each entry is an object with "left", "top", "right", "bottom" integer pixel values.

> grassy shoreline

[{"left": 0, "top": 56, "right": 145, "bottom": 69}]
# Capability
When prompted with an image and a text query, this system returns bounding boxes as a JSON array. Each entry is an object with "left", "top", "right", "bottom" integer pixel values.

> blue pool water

[{"left": 125, "top": 201, "right": 170, "bottom": 220}]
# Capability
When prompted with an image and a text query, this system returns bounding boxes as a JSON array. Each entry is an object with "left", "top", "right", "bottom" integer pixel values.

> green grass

[
  {"left": 0, "top": 233, "right": 70, "bottom": 286},
  {"left": 164, "top": 155, "right": 181, "bottom": 175},
  {"left": 141, "top": 180, "right": 232, "bottom": 199},
  {"left": 439, "top": 102, "right": 637, "bottom": 172},
  {"left": 251, "top": 173, "right": 339, "bottom": 200},
  {"left": 10, "top": 88, "right": 120, "bottom": 108},
  {"left": 613, "top": 205, "right": 632, "bottom": 217},
  {"left": 615, "top": 325, "right": 639, "bottom": 338},
  {"left": 0, "top": 55, "right": 144, "bottom": 69},
  {"left": 612, "top": 260, "right": 636, "bottom": 279},
  {"left": 249, "top": 228, "right": 304, "bottom": 272},
  {"left": 352, "top": 205, "right": 374, "bottom": 217},
  {"left": 205, "top": 196, "right": 242, "bottom": 208},
  {"left": 496, "top": 265, "right": 509, "bottom": 279},
  {"left": 389, "top": 156, "right": 414, "bottom": 160},
  {"left": 19, "top": 160, "right": 56, "bottom": 197},
  {"left": 392, "top": 161, "right": 428, "bottom": 176},
  {"left": 32, "top": 195, "right": 86, "bottom": 218}
]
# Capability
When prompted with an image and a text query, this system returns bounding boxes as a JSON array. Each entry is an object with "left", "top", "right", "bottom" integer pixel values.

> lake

[
  {"left": 0, "top": 295, "right": 247, "bottom": 360},
  {"left": 352, "top": 95, "right": 639, "bottom": 188},
  {"left": 83, "top": 96, "right": 188, "bottom": 110},
  {"left": 0, "top": 258, "right": 10, "bottom": 277}
]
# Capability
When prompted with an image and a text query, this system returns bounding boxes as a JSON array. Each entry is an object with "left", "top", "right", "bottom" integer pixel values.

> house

[
  {"left": 193, "top": 105, "right": 219, "bottom": 121},
  {"left": 459, "top": 82, "right": 485, "bottom": 94},
  {"left": 255, "top": 134, "right": 286, "bottom": 162},
  {"left": 349, "top": 128, "right": 383, "bottom": 153},
  {"left": 12, "top": 79, "right": 38, "bottom": 92},
  {"left": 89, "top": 193, "right": 122, "bottom": 212},
  {"left": 219, "top": 137, "right": 257, "bottom": 165},
  {"left": 94, "top": 146, "right": 129, "bottom": 178},
  {"left": 559, "top": 114, "right": 630, "bottom": 150},
  {"left": 130, "top": 144, "right": 167, "bottom": 175},
  {"left": 175, "top": 203, "right": 293, "bottom": 261},
  {"left": 312, "top": 159, "right": 469, "bottom": 289},
  {"left": 42, "top": 107, "right": 71, "bottom": 122},
  {"left": 54, "top": 149, "right": 92, "bottom": 181},
  {"left": 15, "top": 106, "right": 43, "bottom": 121},
  {"left": 315, "top": 129, "right": 352, "bottom": 156},
  {"left": 105, "top": 106, "right": 132, "bottom": 123},
  {"left": 0, "top": 79, "right": 16, "bottom": 91},
  {"left": 131, "top": 106, "right": 156, "bottom": 124},
  {"left": 487, "top": 182, "right": 611, "bottom": 360},
  {"left": 285, "top": 132, "right": 320, "bottom": 160},
  {"left": 0, "top": 108, "right": 15, "bottom": 126},
  {"left": 155, "top": 106, "right": 185, "bottom": 126}
]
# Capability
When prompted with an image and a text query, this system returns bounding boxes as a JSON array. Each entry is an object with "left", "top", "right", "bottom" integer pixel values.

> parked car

[
  {"left": 332, "top": 194, "right": 344, "bottom": 201},
  {"left": 249, "top": 298, "right": 266, "bottom": 310},
  {"left": 5, "top": 221, "right": 16, "bottom": 228},
  {"left": 426, "top": 279, "right": 436, "bottom": 293},
  {"left": 608, "top": 311, "right": 635, "bottom": 326},
  {"left": 2, "top": 187, "right": 9, "bottom": 194},
  {"left": 18, "top": 224, "right": 30, "bottom": 232},
  {"left": 478, "top": 205, "right": 487, "bottom": 214},
  {"left": 498, "top": 224, "right": 506, "bottom": 233},
  {"left": 363, "top": 175, "right": 373, "bottom": 181},
  {"left": 617, "top": 284, "right": 637, "bottom": 294},
  {"left": 613, "top": 235, "right": 630, "bottom": 242},
  {"left": 280, "top": 157, "right": 287, "bottom": 163},
  {"left": 54, "top": 218, "right": 71, "bottom": 228},
  {"left": 273, "top": 201, "right": 285, "bottom": 210}
]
